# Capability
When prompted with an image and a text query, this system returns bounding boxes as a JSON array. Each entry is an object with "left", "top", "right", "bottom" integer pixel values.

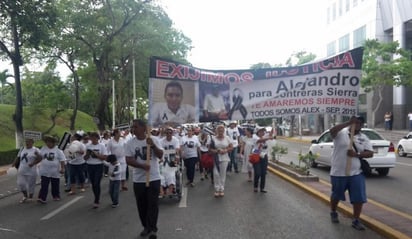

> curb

[{"left": 268, "top": 166, "right": 412, "bottom": 239}]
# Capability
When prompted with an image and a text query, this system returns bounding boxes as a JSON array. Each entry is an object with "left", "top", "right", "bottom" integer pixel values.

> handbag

[
  {"left": 200, "top": 153, "right": 214, "bottom": 169},
  {"left": 352, "top": 142, "right": 370, "bottom": 174},
  {"left": 248, "top": 153, "right": 260, "bottom": 164}
]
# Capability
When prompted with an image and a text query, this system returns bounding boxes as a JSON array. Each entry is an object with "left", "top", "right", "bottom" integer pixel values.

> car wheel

[
  {"left": 309, "top": 152, "right": 318, "bottom": 168},
  {"left": 398, "top": 145, "right": 406, "bottom": 157},
  {"left": 376, "top": 168, "right": 390, "bottom": 176}
]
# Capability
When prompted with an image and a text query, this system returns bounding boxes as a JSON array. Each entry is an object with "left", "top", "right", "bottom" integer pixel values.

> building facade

[{"left": 324, "top": 0, "right": 412, "bottom": 130}]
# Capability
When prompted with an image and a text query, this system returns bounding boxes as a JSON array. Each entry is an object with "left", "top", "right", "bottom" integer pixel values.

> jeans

[
  {"left": 109, "top": 180, "right": 120, "bottom": 205},
  {"left": 184, "top": 157, "right": 198, "bottom": 183},
  {"left": 87, "top": 164, "right": 103, "bottom": 204},
  {"left": 133, "top": 180, "right": 161, "bottom": 233},
  {"left": 227, "top": 146, "right": 238, "bottom": 172},
  {"left": 38, "top": 176, "right": 60, "bottom": 201},
  {"left": 69, "top": 164, "right": 85, "bottom": 185},
  {"left": 253, "top": 155, "right": 268, "bottom": 190}
]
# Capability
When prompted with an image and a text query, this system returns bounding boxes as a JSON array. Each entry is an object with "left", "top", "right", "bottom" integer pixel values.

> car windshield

[{"left": 361, "top": 130, "right": 384, "bottom": 140}]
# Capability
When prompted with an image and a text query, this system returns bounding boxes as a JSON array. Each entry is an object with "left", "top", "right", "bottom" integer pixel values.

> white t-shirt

[
  {"left": 181, "top": 135, "right": 200, "bottom": 158},
  {"left": 331, "top": 127, "right": 373, "bottom": 176},
  {"left": 124, "top": 136, "right": 162, "bottom": 183},
  {"left": 160, "top": 136, "right": 180, "bottom": 168},
  {"left": 150, "top": 102, "right": 196, "bottom": 127},
  {"left": 103, "top": 161, "right": 121, "bottom": 181},
  {"left": 198, "top": 133, "right": 211, "bottom": 152},
  {"left": 212, "top": 136, "right": 231, "bottom": 162},
  {"left": 85, "top": 143, "right": 108, "bottom": 165},
  {"left": 17, "top": 147, "right": 41, "bottom": 176},
  {"left": 408, "top": 113, "right": 412, "bottom": 121},
  {"left": 226, "top": 127, "right": 240, "bottom": 148},
  {"left": 203, "top": 94, "right": 225, "bottom": 113},
  {"left": 240, "top": 135, "right": 258, "bottom": 156},
  {"left": 107, "top": 138, "right": 126, "bottom": 165},
  {"left": 65, "top": 140, "right": 86, "bottom": 165},
  {"left": 39, "top": 146, "right": 66, "bottom": 178}
]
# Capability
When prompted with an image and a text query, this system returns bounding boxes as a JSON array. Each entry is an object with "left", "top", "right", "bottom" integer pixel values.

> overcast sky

[
  {"left": 160, "top": 0, "right": 327, "bottom": 69},
  {"left": 0, "top": 0, "right": 327, "bottom": 78}
]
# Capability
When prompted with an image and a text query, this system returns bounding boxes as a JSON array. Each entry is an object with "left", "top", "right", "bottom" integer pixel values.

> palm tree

[{"left": 0, "top": 69, "right": 14, "bottom": 104}]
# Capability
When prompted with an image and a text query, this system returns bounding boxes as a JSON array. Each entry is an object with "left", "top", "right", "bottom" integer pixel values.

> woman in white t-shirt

[
  {"left": 209, "top": 125, "right": 233, "bottom": 197},
  {"left": 107, "top": 129, "right": 128, "bottom": 191},
  {"left": 84, "top": 132, "right": 108, "bottom": 209},
  {"left": 14, "top": 138, "right": 42, "bottom": 203},
  {"left": 37, "top": 136, "right": 66, "bottom": 203},
  {"left": 180, "top": 127, "right": 200, "bottom": 187},
  {"left": 239, "top": 128, "right": 258, "bottom": 182}
]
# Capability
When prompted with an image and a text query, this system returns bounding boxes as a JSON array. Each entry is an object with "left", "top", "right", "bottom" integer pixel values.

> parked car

[
  {"left": 308, "top": 128, "right": 396, "bottom": 176},
  {"left": 397, "top": 132, "right": 412, "bottom": 157}
]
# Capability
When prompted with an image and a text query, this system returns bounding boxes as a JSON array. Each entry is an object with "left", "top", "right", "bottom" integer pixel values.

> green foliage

[
  {"left": 0, "top": 104, "right": 98, "bottom": 152},
  {"left": 297, "top": 151, "right": 318, "bottom": 172},
  {"left": 0, "top": 149, "right": 20, "bottom": 166},
  {"left": 271, "top": 144, "right": 288, "bottom": 162},
  {"left": 362, "top": 39, "right": 412, "bottom": 91}
]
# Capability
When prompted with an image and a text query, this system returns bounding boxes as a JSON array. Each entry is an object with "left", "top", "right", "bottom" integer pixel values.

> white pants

[
  {"left": 213, "top": 161, "right": 229, "bottom": 192},
  {"left": 17, "top": 174, "right": 37, "bottom": 195}
]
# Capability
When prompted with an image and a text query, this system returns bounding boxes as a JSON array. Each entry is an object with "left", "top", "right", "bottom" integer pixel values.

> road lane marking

[
  {"left": 178, "top": 187, "right": 187, "bottom": 208},
  {"left": 0, "top": 227, "right": 17, "bottom": 232},
  {"left": 396, "top": 162, "right": 412, "bottom": 167},
  {"left": 41, "top": 196, "right": 83, "bottom": 220}
]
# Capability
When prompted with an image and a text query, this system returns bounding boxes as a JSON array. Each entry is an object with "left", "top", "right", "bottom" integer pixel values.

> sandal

[{"left": 214, "top": 192, "right": 219, "bottom": 198}]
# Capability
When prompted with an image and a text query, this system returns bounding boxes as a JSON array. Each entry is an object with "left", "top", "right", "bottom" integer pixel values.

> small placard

[{"left": 24, "top": 130, "right": 42, "bottom": 140}]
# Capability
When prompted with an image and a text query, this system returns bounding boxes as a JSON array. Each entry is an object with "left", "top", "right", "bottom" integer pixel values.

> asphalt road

[
  {"left": 0, "top": 170, "right": 385, "bottom": 239},
  {"left": 277, "top": 139, "right": 412, "bottom": 216}
]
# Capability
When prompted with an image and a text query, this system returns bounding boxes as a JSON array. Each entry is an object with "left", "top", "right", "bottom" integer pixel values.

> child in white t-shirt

[{"left": 104, "top": 155, "right": 121, "bottom": 208}]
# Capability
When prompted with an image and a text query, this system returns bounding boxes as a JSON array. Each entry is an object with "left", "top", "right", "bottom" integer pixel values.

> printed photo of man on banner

[{"left": 148, "top": 47, "right": 364, "bottom": 125}]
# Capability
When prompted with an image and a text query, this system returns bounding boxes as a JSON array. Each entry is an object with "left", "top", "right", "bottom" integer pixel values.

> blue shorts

[{"left": 330, "top": 174, "right": 367, "bottom": 204}]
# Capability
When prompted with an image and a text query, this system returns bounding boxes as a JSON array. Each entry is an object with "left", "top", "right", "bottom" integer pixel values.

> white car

[
  {"left": 308, "top": 128, "right": 396, "bottom": 176},
  {"left": 397, "top": 132, "right": 412, "bottom": 157}
]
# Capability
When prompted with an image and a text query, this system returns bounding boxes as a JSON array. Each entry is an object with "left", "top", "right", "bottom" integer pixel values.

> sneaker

[
  {"left": 219, "top": 191, "right": 224, "bottom": 197},
  {"left": 253, "top": 188, "right": 258, "bottom": 193},
  {"left": 53, "top": 197, "right": 61, "bottom": 201},
  {"left": 140, "top": 228, "right": 151, "bottom": 237},
  {"left": 352, "top": 219, "right": 365, "bottom": 230},
  {"left": 19, "top": 197, "right": 27, "bottom": 204},
  {"left": 111, "top": 204, "right": 118, "bottom": 208},
  {"left": 92, "top": 203, "right": 99, "bottom": 209},
  {"left": 80, "top": 188, "right": 86, "bottom": 192},
  {"left": 68, "top": 191, "right": 76, "bottom": 195},
  {"left": 330, "top": 211, "right": 339, "bottom": 223},
  {"left": 260, "top": 189, "right": 267, "bottom": 193},
  {"left": 214, "top": 192, "right": 219, "bottom": 198},
  {"left": 37, "top": 198, "right": 47, "bottom": 204},
  {"left": 148, "top": 231, "right": 157, "bottom": 239}
]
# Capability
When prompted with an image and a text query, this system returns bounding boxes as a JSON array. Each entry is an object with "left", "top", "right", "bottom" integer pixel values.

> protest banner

[{"left": 148, "top": 47, "right": 363, "bottom": 127}]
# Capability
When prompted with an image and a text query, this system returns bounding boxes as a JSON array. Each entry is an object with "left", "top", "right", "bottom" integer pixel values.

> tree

[
  {"left": 0, "top": 0, "right": 57, "bottom": 147},
  {"left": 0, "top": 69, "right": 13, "bottom": 104},
  {"left": 362, "top": 39, "right": 412, "bottom": 127}
]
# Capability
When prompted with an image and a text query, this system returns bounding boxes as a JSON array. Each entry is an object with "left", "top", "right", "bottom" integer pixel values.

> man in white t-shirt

[
  {"left": 329, "top": 116, "right": 373, "bottom": 231},
  {"left": 160, "top": 127, "right": 180, "bottom": 196},
  {"left": 226, "top": 121, "right": 240, "bottom": 173},
  {"left": 125, "top": 119, "right": 163, "bottom": 239},
  {"left": 408, "top": 112, "right": 412, "bottom": 131}
]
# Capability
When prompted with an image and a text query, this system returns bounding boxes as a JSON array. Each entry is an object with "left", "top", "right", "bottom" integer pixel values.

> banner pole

[
  {"left": 146, "top": 126, "right": 151, "bottom": 187},
  {"left": 345, "top": 124, "right": 355, "bottom": 176}
]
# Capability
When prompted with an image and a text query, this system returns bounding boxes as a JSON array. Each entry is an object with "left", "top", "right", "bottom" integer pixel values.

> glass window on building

[
  {"left": 332, "top": 2, "right": 336, "bottom": 21},
  {"left": 339, "top": 0, "right": 343, "bottom": 16},
  {"left": 327, "top": 41, "right": 336, "bottom": 57},
  {"left": 339, "top": 34, "right": 350, "bottom": 52},
  {"left": 346, "top": 0, "right": 350, "bottom": 12},
  {"left": 327, "top": 7, "right": 330, "bottom": 24},
  {"left": 359, "top": 93, "right": 367, "bottom": 105},
  {"left": 353, "top": 25, "right": 366, "bottom": 48}
]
